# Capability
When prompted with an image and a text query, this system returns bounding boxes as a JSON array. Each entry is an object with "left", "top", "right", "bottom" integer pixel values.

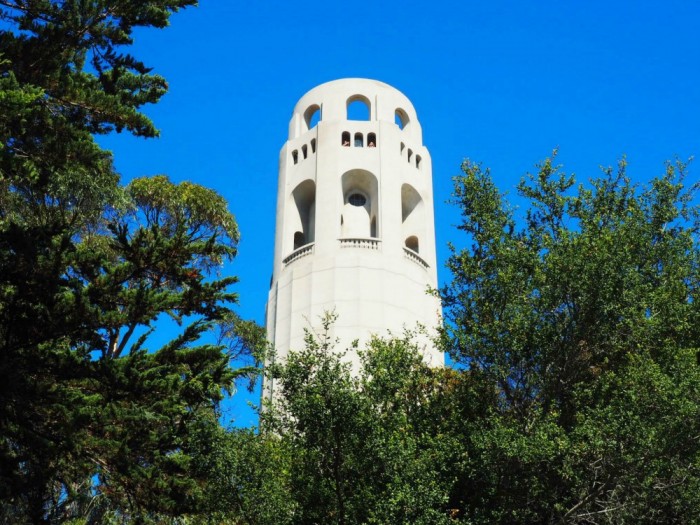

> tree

[
  {"left": 263, "top": 315, "right": 460, "bottom": 525},
  {"left": 0, "top": 2, "right": 260, "bottom": 522},
  {"left": 186, "top": 415, "right": 296, "bottom": 525},
  {"left": 440, "top": 153, "right": 700, "bottom": 522}
]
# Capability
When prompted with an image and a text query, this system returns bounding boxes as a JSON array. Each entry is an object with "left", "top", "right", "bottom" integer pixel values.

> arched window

[
  {"left": 342, "top": 190, "right": 370, "bottom": 237},
  {"left": 341, "top": 131, "right": 350, "bottom": 146},
  {"left": 395, "top": 108, "right": 409, "bottom": 129},
  {"left": 302, "top": 144, "right": 308, "bottom": 159},
  {"left": 367, "top": 133, "right": 377, "bottom": 148},
  {"left": 400, "top": 142, "right": 405, "bottom": 156},
  {"left": 292, "top": 150, "right": 299, "bottom": 164},
  {"left": 401, "top": 183, "right": 425, "bottom": 259},
  {"left": 347, "top": 96, "right": 371, "bottom": 121},
  {"left": 341, "top": 169, "right": 379, "bottom": 239},
  {"left": 416, "top": 155, "right": 422, "bottom": 169},
  {"left": 304, "top": 104, "right": 321, "bottom": 130},
  {"left": 288, "top": 180, "right": 316, "bottom": 253},
  {"left": 354, "top": 133, "right": 364, "bottom": 147},
  {"left": 311, "top": 138, "right": 316, "bottom": 153},
  {"left": 407, "top": 149, "right": 413, "bottom": 163}
]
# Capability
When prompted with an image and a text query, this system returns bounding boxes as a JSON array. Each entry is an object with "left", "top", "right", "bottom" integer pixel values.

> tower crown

[{"left": 287, "top": 78, "right": 422, "bottom": 144}]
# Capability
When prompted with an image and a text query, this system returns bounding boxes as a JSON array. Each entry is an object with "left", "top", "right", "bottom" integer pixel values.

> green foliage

[
  {"left": 264, "top": 314, "right": 373, "bottom": 525},
  {"left": 186, "top": 416, "right": 295, "bottom": 525},
  {"left": 0, "top": 2, "right": 262, "bottom": 523},
  {"left": 441, "top": 153, "right": 700, "bottom": 522},
  {"left": 263, "top": 316, "right": 459, "bottom": 525}
]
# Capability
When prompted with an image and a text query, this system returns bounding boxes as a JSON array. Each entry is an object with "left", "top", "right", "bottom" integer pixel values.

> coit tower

[{"left": 265, "top": 78, "right": 443, "bottom": 391}]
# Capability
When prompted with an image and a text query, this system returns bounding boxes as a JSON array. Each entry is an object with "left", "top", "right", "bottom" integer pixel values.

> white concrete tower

[{"left": 265, "top": 78, "right": 443, "bottom": 382}]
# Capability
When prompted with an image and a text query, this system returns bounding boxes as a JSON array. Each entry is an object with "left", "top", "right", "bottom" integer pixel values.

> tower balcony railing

[
  {"left": 339, "top": 237, "right": 381, "bottom": 250},
  {"left": 403, "top": 246, "right": 429, "bottom": 268},
  {"left": 283, "top": 242, "right": 315, "bottom": 265}
]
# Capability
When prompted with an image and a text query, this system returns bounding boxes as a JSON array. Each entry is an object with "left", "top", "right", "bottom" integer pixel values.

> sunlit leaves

[{"left": 440, "top": 154, "right": 700, "bottom": 522}]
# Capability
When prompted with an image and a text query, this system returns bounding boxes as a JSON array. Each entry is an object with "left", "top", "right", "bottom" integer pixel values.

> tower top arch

[{"left": 288, "top": 78, "right": 423, "bottom": 143}]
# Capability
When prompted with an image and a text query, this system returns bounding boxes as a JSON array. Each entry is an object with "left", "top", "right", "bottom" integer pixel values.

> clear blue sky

[{"left": 98, "top": 0, "right": 700, "bottom": 425}]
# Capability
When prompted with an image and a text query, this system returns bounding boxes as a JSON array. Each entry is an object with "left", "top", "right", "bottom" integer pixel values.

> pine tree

[{"left": 0, "top": 2, "right": 260, "bottom": 522}]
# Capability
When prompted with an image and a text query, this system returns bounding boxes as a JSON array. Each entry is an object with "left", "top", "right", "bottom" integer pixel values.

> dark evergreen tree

[{"left": 0, "top": 2, "right": 262, "bottom": 522}]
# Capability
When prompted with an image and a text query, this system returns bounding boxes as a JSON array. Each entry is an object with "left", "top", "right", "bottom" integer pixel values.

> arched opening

[
  {"left": 341, "top": 131, "right": 350, "bottom": 146},
  {"left": 400, "top": 142, "right": 405, "bottom": 156},
  {"left": 354, "top": 132, "right": 364, "bottom": 147},
  {"left": 416, "top": 155, "right": 422, "bottom": 169},
  {"left": 311, "top": 138, "right": 316, "bottom": 153},
  {"left": 395, "top": 108, "right": 409, "bottom": 129},
  {"left": 288, "top": 180, "right": 316, "bottom": 253},
  {"left": 304, "top": 104, "right": 321, "bottom": 130},
  {"left": 347, "top": 95, "right": 371, "bottom": 121},
  {"left": 302, "top": 144, "right": 308, "bottom": 159},
  {"left": 401, "top": 183, "right": 425, "bottom": 254},
  {"left": 402, "top": 184, "right": 422, "bottom": 222},
  {"left": 407, "top": 149, "right": 413, "bottom": 163},
  {"left": 367, "top": 133, "right": 377, "bottom": 148},
  {"left": 292, "top": 150, "right": 299, "bottom": 164},
  {"left": 294, "top": 231, "right": 306, "bottom": 250},
  {"left": 341, "top": 169, "right": 379, "bottom": 238}
]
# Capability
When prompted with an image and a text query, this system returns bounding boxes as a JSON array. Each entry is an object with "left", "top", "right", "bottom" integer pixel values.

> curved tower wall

[{"left": 266, "top": 78, "right": 443, "bottom": 381}]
